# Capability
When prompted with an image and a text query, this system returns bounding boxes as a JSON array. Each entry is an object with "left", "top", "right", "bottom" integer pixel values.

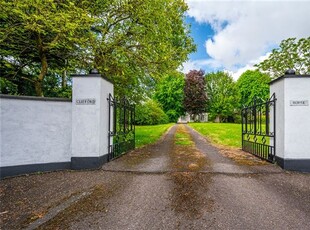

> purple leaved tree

[{"left": 183, "top": 70, "right": 207, "bottom": 121}]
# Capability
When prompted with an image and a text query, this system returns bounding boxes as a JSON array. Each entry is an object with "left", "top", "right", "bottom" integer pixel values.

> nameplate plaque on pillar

[
  {"left": 76, "top": 98, "right": 96, "bottom": 105},
  {"left": 289, "top": 100, "right": 308, "bottom": 106}
]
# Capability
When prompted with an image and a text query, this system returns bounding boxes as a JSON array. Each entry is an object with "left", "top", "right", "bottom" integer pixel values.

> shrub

[{"left": 135, "top": 100, "right": 169, "bottom": 125}]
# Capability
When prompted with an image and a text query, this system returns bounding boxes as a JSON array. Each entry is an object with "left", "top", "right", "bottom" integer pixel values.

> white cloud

[
  {"left": 186, "top": 0, "right": 310, "bottom": 78},
  {"left": 225, "top": 65, "right": 253, "bottom": 81},
  {"left": 179, "top": 58, "right": 222, "bottom": 74},
  {"left": 225, "top": 52, "right": 271, "bottom": 80},
  {"left": 179, "top": 60, "right": 201, "bottom": 74}
]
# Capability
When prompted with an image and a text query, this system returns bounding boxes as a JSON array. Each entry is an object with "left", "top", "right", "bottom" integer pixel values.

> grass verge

[
  {"left": 188, "top": 123, "right": 241, "bottom": 148},
  {"left": 135, "top": 123, "right": 174, "bottom": 148}
]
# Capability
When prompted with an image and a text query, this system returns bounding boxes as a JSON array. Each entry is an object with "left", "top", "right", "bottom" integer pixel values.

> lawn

[
  {"left": 135, "top": 123, "right": 174, "bottom": 148},
  {"left": 188, "top": 123, "right": 241, "bottom": 148}
]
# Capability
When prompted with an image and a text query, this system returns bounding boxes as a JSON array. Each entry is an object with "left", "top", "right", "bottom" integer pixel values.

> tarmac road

[{"left": 1, "top": 124, "right": 309, "bottom": 230}]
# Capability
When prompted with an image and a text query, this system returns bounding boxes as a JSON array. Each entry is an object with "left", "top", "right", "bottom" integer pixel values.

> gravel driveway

[{"left": 1, "top": 124, "right": 309, "bottom": 230}]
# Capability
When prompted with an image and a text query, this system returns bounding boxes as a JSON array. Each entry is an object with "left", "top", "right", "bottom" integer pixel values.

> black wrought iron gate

[
  {"left": 241, "top": 93, "right": 276, "bottom": 162},
  {"left": 108, "top": 94, "right": 135, "bottom": 161}
]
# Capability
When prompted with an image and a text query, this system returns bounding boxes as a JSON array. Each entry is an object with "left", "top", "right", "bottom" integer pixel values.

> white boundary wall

[
  {"left": 0, "top": 72, "right": 114, "bottom": 178},
  {"left": 0, "top": 97, "right": 72, "bottom": 167},
  {"left": 270, "top": 74, "right": 310, "bottom": 172}
]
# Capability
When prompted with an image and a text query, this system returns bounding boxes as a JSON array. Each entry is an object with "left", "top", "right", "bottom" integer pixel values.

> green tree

[
  {"left": 255, "top": 37, "right": 310, "bottom": 79},
  {"left": 88, "top": 0, "right": 196, "bottom": 99},
  {"left": 135, "top": 100, "right": 169, "bottom": 125},
  {"left": 205, "top": 71, "right": 237, "bottom": 122},
  {"left": 1, "top": 0, "right": 195, "bottom": 99},
  {"left": 183, "top": 70, "right": 207, "bottom": 120},
  {"left": 154, "top": 72, "right": 185, "bottom": 122},
  {"left": 236, "top": 70, "right": 271, "bottom": 107},
  {"left": 0, "top": 78, "right": 18, "bottom": 95},
  {"left": 0, "top": 0, "right": 93, "bottom": 96}
]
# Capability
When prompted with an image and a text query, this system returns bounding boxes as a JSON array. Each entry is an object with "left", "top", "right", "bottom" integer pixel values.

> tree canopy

[
  {"left": 154, "top": 72, "right": 185, "bottom": 122},
  {"left": 0, "top": 0, "right": 93, "bottom": 96},
  {"left": 255, "top": 37, "right": 310, "bottom": 79},
  {"left": 90, "top": 0, "right": 195, "bottom": 99},
  {"left": 0, "top": 0, "right": 195, "bottom": 99},
  {"left": 236, "top": 70, "right": 271, "bottom": 107},
  {"left": 183, "top": 70, "right": 207, "bottom": 119},
  {"left": 135, "top": 99, "right": 169, "bottom": 125},
  {"left": 205, "top": 71, "right": 237, "bottom": 122}
]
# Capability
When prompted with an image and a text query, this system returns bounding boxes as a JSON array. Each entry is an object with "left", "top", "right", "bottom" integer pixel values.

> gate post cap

[
  {"left": 285, "top": 69, "right": 295, "bottom": 75},
  {"left": 89, "top": 69, "right": 99, "bottom": 74}
]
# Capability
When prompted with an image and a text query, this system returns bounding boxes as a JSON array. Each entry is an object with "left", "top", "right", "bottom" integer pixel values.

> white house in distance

[{"left": 177, "top": 113, "right": 208, "bottom": 123}]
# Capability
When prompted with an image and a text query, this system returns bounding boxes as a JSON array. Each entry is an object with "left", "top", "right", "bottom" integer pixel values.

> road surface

[{"left": 1, "top": 124, "right": 309, "bottom": 230}]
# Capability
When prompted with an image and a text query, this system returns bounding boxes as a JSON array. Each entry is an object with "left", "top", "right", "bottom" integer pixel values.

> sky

[{"left": 180, "top": 0, "right": 310, "bottom": 80}]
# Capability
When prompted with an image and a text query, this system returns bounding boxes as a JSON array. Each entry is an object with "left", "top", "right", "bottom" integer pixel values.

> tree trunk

[
  {"left": 62, "top": 69, "right": 67, "bottom": 89},
  {"left": 214, "top": 115, "right": 221, "bottom": 123},
  {"left": 62, "top": 59, "right": 67, "bottom": 89},
  {"left": 35, "top": 33, "right": 48, "bottom": 97},
  {"left": 35, "top": 53, "right": 47, "bottom": 97},
  {"left": 34, "top": 80, "right": 43, "bottom": 97}
]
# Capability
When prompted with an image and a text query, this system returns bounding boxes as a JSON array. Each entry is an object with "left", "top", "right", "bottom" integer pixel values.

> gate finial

[
  {"left": 89, "top": 69, "right": 99, "bottom": 74},
  {"left": 285, "top": 69, "right": 295, "bottom": 75}
]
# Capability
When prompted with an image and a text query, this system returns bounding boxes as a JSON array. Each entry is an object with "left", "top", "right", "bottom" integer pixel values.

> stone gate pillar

[
  {"left": 270, "top": 70, "right": 310, "bottom": 172},
  {"left": 71, "top": 70, "right": 113, "bottom": 169}
]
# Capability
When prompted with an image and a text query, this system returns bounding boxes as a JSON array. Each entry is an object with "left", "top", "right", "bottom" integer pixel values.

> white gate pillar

[
  {"left": 71, "top": 69, "right": 113, "bottom": 169},
  {"left": 270, "top": 70, "right": 310, "bottom": 172}
]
